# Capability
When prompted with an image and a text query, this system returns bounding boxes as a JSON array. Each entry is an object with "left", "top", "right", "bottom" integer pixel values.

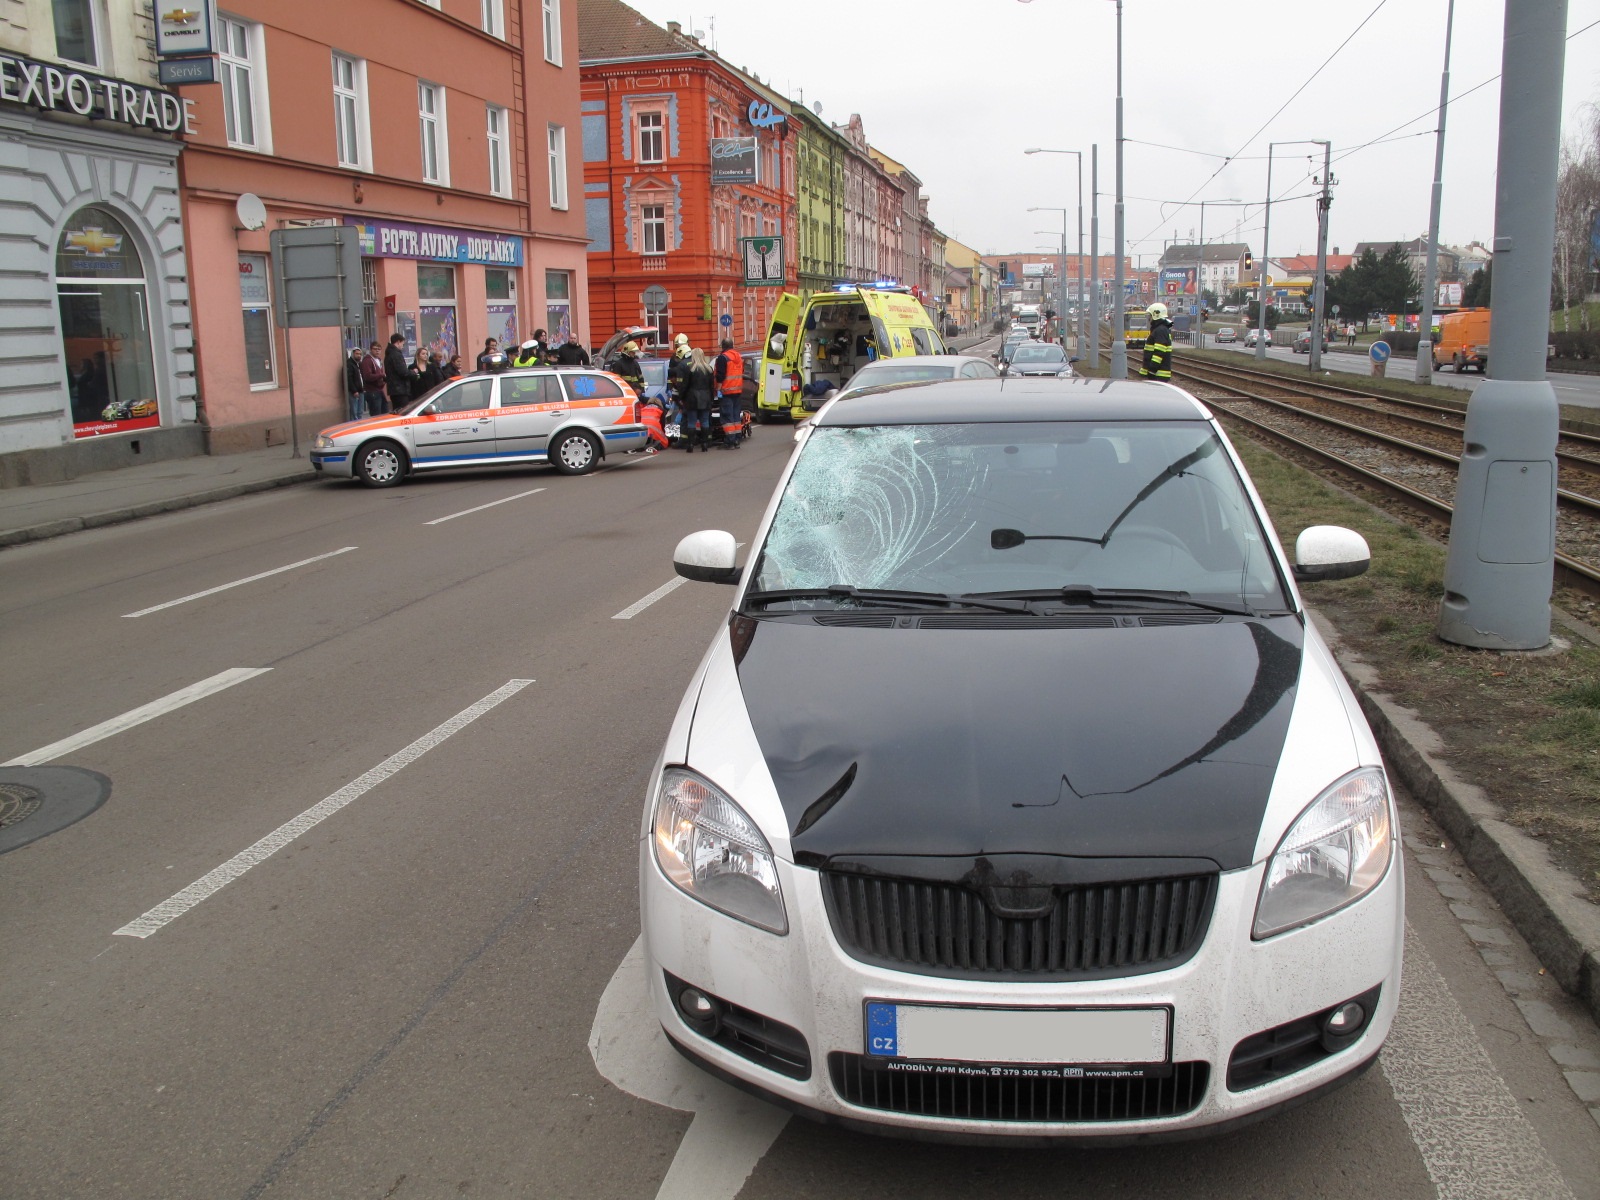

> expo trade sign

[{"left": 0, "top": 51, "right": 186, "bottom": 133}]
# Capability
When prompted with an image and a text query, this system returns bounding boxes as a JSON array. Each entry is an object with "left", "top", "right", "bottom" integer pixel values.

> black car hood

[{"left": 729, "top": 615, "right": 1303, "bottom": 871}]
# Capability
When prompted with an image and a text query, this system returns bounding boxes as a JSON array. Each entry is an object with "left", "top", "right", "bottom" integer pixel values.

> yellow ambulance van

[{"left": 758, "top": 284, "right": 947, "bottom": 421}]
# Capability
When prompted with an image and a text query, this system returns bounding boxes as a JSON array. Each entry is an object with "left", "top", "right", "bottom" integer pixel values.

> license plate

[{"left": 865, "top": 1002, "right": 1170, "bottom": 1074}]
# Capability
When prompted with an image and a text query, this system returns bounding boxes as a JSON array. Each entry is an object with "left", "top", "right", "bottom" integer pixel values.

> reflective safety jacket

[
  {"left": 512, "top": 346, "right": 542, "bottom": 368},
  {"left": 607, "top": 352, "right": 645, "bottom": 396},
  {"left": 715, "top": 349, "right": 744, "bottom": 397},
  {"left": 1141, "top": 318, "right": 1174, "bottom": 381}
]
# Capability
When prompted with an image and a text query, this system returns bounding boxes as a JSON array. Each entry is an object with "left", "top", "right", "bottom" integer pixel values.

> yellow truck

[
  {"left": 1433, "top": 308, "right": 1491, "bottom": 373},
  {"left": 759, "top": 284, "right": 948, "bottom": 421}
]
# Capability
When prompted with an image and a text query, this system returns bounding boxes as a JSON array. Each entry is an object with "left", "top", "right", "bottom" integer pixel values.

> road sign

[
  {"left": 1188, "top": 305, "right": 1198, "bottom": 316},
  {"left": 269, "top": 226, "right": 361, "bottom": 328},
  {"left": 642, "top": 285, "right": 669, "bottom": 308},
  {"left": 1369, "top": 340, "right": 1392, "bottom": 364},
  {"left": 719, "top": 313, "right": 733, "bottom": 328},
  {"left": 158, "top": 55, "right": 217, "bottom": 85},
  {"left": 1332, "top": 304, "right": 1341, "bottom": 315}
]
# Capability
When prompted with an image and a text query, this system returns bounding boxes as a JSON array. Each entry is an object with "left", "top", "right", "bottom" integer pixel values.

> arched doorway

[{"left": 55, "top": 205, "right": 161, "bottom": 438}]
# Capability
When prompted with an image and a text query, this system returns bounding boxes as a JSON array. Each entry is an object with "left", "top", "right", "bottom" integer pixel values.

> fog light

[
  {"left": 678, "top": 987, "right": 718, "bottom": 1022},
  {"left": 1324, "top": 1001, "right": 1365, "bottom": 1035}
]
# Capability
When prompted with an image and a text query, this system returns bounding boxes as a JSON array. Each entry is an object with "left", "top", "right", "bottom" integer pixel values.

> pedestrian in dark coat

[
  {"left": 384, "top": 333, "right": 411, "bottom": 409},
  {"left": 682, "top": 347, "right": 716, "bottom": 452},
  {"left": 440, "top": 354, "right": 462, "bottom": 382},
  {"left": 554, "top": 337, "right": 590, "bottom": 365},
  {"left": 409, "top": 348, "right": 440, "bottom": 401},
  {"left": 344, "top": 346, "right": 366, "bottom": 422},
  {"left": 360, "top": 341, "right": 388, "bottom": 415}
]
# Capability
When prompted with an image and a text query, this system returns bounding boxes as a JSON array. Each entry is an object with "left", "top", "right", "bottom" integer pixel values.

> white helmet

[{"left": 1147, "top": 302, "right": 1169, "bottom": 322}]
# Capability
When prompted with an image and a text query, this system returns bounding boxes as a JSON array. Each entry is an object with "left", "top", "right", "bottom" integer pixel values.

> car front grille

[
  {"left": 821, "top": 869, "right": 1216, "bottom": 980},
  {"left": 829, "top": 1054, "right": 1209, "bottom": 1123}
]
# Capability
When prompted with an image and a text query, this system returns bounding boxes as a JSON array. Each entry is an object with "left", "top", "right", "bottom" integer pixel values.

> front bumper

[
  {"left": 640, "top": 843, "right": 1402, "bottom": 1141},
  {"left": 309, "top": 449, "right": 353, "bottom": 477}
]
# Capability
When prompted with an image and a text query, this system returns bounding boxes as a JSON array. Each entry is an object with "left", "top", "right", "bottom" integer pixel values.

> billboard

[
  {"left": 740, "top": 236, "right": 784, "bottom": 286},
  {"left": 1159, "top": 266, "right": 1197, "bottom": 296},
  {"left": 710, "top": 137, "right": 758, "bottom": 185},
  {"left": 1021, "top": 262, "right": 1053, "bottom": 277}
]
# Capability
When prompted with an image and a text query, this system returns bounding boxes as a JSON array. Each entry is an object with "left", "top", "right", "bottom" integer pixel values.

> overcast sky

[{"left": 624, "top": 0, "right": 1600, "bottom": 265}]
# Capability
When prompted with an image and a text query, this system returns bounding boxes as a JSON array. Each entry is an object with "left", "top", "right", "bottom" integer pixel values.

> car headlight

[
  {"left": 313, "top": 434, "right": 335, "bottom": 449},
  {"left": 652, "top": 768, "right": 787, "bottom": 934},
  {"left": 1254, "top": 767, "right": 1393, "bottom": 939}
]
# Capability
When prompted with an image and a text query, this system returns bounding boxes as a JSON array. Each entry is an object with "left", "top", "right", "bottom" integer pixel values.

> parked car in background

[
  {"left": 1214, "top": 327, "right": 1237, "bottom": 344},
  {"left": 1244, "top": 329, "right": 1273, "bottom": 348},
  {"left": 1294, "top": 330, "right": 1330, "bottom": 354},
  {"left": 1003, "top": 341, "right": 1073, "bottom": 377},
  {"left": 649, "top": 377, "right": 1398, "bottom": 1143}
]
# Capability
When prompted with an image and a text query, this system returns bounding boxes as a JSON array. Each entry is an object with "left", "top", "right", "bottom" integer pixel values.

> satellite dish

[
  {"left": 813, "top": 101, "right": 823, "bottom": 114},
  {"left": 235, "top": 193, "right": 267, "bottom": 231}
]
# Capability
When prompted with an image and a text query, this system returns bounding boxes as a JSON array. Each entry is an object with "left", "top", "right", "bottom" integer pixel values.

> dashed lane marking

[
  {"left": 613, "top": 577, "right": 688, "bottom": 620},
  {"left": 121, "top": 547, "right": 358, "bottom": 617},
  {"left": 112, "top": 679, "right": 534, "bottom": 939},
  {"left": 423, "top": 488, "right": 546, "bottom": 525},
  {"left": 2, "top": 667, "right": 273, "bottom": 767},
  {"left": 1382, "top": 921, "right": 1577, "bottom": 1199}
]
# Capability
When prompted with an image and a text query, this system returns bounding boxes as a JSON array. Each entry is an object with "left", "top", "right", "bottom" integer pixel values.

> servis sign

[{"left": 0, "top": 51, "right": 186, "bottom": 134}]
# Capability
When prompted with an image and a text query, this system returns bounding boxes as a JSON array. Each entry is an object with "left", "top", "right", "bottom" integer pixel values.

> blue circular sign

[
  {"left": 719, "top": 314, "right": 733, "bottom": 327},
  {"left": 1369, "top": 340, "right": 1392, "bottom": 364}
]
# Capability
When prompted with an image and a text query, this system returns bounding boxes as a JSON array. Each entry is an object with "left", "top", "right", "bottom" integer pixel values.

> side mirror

[
  {"left": 1292, "top": 525, "right": 1370, "bottom": 582},
  {"left": 673, "top": 529, "right": 742, "bottom": 585}
]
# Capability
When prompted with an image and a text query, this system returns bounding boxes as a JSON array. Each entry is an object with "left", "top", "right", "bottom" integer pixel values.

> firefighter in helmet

[
  {"left": 607, "top": 340, "right": 646, "bottom": 398},
  {"left": 1140, "top": 302, "right": 1174, "bottom": 381}
]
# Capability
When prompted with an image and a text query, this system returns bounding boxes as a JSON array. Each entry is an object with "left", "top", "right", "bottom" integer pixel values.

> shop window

[
  {"left": 418, "top": 264, "right": 457, "bottom": 359},
  {"left": 637, "top": 111, "right": 663, "bottom": 164},
  {"left": 219, "top": 15, "right": 269, "bottom": 152},
  {"left": 487, "top": 105, "right": 511, "bottom": 197},
  {"left": 545, "top": 270, "right": 571, "bottom": 345},
  {"left": 642, "top": 204, "right": 666, "bottom": 255},
  {"left": 331, "top": 53, "right": 370, "bottom": 170},
  {"left": 486, "top": 267, "right": 517, "bottom": 348},
  {"left": 547, "top": 124, "right": 567, "bottom": 209},
  {"left": 419, "top": 82, "right": 448, "bottom": 185},
  {"left": 238, "top": 253, "right": 276, "bottom": 387},
  {"left": 542, "top": 0, "right": 561, "bottom": 66},
  {"left": 55, "top": 205, "right": 160, "bottom": 439},
  {"left": 481, "top": 0, "right": 504, "bottom": 38},
  {"left": 51, "top": 0, "right": 99, "bottom": 67}
]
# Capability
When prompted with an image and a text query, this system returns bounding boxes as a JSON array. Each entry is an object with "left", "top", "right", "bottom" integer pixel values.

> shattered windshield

[{"left": 749, "top": 422, "right": 1289, "bottom": 610}]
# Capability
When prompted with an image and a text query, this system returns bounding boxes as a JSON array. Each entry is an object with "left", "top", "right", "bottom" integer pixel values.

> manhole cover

[
  {"left": 0, "top": 781, "right": 43, "bottom": 828},
  {"left": 0, "top": 768, "right": 112, "bottom": 854}
]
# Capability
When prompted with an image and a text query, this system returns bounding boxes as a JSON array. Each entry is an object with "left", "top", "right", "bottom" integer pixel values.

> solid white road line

[
  {"left": 613, "top": 577, "right": 688, "bottom": 620},
  {"left": 2, "top": 667, "right": 273, "bottom": 767},
  {"left": 1382, "top": 922, "right": 1576, "bottom": 1200},
  {"left": 112, "top": 678, "right": 534, "bottom": 939},
  {"left": 121, "top": 547, "right": 358, "bottom": 618},
  {"left": 424, "top": 487, "right": 546, "bottom": 525}
]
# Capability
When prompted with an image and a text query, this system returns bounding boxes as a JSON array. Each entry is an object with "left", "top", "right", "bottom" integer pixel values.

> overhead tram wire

[{"left": 1129, "top": 0, "right": 1390, "bottom": 251}]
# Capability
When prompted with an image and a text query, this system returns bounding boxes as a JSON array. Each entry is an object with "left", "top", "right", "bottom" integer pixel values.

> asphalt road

[{"left": 3, "top": 428, "right": 1599, "bottom": 1199}]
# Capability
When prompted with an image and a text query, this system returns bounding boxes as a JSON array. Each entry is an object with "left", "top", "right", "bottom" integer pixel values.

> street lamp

[
  {"left": 1026, "top": 149, "right": 1085, "bottom": 358},
  {"left": 1190, "top": 199, "right": 1245, "bottom": 350},
  {"left": 1030, "top": 212, "right": 1072, "bottom": 349},
  {"left": 1257, "top": 139, "right": 1326, "bottom": 361},
  {"left": 1416, "top": 0, "right": 1457, "bottom": 384},
  {"left": 1112, "top": 0, "right": 1126, "bottom": 379}
]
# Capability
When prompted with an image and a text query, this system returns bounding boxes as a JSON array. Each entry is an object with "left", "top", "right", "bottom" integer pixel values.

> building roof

[
  {"left": 578, "top": 0, "right": 704, "bottom": 61},
  {"left": 1272, "top": 253, "right": 1355, "bottom": 275},
  {"left": 1161, "top": 243, "right": 1251, "bottom": 264}
]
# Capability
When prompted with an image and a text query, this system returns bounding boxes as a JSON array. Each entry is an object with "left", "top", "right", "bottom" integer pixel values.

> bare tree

[{"left": 1554, "top": 104, "right": 1600, "bottom": 330}]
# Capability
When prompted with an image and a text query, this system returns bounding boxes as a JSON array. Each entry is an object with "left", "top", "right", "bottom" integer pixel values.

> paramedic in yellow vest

[{"left": 1140, "top": 302, "right": 1174, "bottom": 381}]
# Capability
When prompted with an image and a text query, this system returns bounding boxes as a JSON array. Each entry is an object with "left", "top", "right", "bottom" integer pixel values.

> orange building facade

[
  {"left": 578, "top": 6, "right": 795, "bottom": 356},
  {"left": 180, "top": 0, "right": 589, "bottom": 452}
]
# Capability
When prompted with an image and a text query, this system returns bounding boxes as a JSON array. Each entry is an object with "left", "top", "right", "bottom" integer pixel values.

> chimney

[
  {"left": 667, "top": 20, "right": 681, "bottom": 34},
  {"left": 1333, "top": 246, "right": 1340, "bottom": 255}
]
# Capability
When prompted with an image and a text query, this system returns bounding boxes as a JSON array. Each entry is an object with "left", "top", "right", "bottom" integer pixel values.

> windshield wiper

[
  {"left": 742, "top": 586, "right": 1033, "bottom": 614},
  {"left": 974, "top": 584, "right": 1258, "bottom": 617}
]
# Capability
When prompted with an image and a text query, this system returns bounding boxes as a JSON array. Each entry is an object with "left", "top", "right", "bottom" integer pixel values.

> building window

[
  {"left": 418, "top": 82, "right": 448, "bottom": 185},
  {"left": 238, "top": 253, "right": 276, "bottom": 388},
  {"left": 545, "top": 269, "right": 572, "bottom": 345},
  {"left": 637, "top": 111, "right": 663, "bottom": 164},
  {"left": 481, "top": 0, "right": 504, "bottom": 38},
  {"left": 542, "top": 0, "right": 561, "bottom": 65},
  {"left": 643, "top": 293, "right": 668, "bottom": 348},
  {"left": 487, "top": 105, "right": 510, "bottom": 197},
  {"left": 219, "top": 16, "right": 267, "bottom": 151},
  {"left": 547, "top": 124, "right": 567, "bottom": 209},
  {"left": 51, "top": 0, "right": 98, "bottom": 66},
  {"left": 486, "top": 268, "right": 517, "bottom": 348},
  {"left": 642, "top": 204, "right": 666, "bottom": 255},
  {"left": 418, "top": 264, "right": 457, "bottom": 359},
  {"left": 331, "top": 53, "right": 368, "bottom": 170}
]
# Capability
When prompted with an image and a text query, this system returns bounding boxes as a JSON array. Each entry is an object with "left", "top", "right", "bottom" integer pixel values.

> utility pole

[
  {"left": 1090, "top": 144, "right": 1100, "bottom": 368},
  {"left": 1310, "top": 140, "right": 1333, "bottom": 373},
  {"left": 1110, "top": 0, "right": 1128, "bottom": 379},
  {"left": 1196, "top": 203, "right": 1206, "bottom": 350},
  {"left": 1437, "top": 0, "right": 1566, "bottom": 650},
  {"left": 1416, "top": 0, "right": 1457, "bottom": 384},
  {"left": 1256, "top": 148, "right": 1274, "bottom": 361}
]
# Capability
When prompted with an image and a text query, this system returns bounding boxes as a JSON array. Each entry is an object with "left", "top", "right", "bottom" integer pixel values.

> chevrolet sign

[{"left": 155, "top": 0, "right": 216, "bottom": 57}]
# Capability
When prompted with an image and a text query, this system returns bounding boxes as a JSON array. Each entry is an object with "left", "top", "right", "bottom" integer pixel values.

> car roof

[
  {"left": 813, "top": 378, "right": 1211, "bottom": 426},
  {"left": 853, "top": 354, "right": 990, "bottom": 371}
]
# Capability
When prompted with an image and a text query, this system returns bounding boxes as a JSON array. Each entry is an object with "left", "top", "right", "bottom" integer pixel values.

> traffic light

[{"left": 1244, "top": 251, "right": 1253, "bottom": 271}]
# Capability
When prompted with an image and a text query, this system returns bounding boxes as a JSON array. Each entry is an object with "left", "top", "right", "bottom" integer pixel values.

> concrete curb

[
  {"left": 0, "top": 468, "right": 320, "bottom": 549},
  {"left": 1316, "top": 615, "right": 1600, "bottom": 1027}
]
